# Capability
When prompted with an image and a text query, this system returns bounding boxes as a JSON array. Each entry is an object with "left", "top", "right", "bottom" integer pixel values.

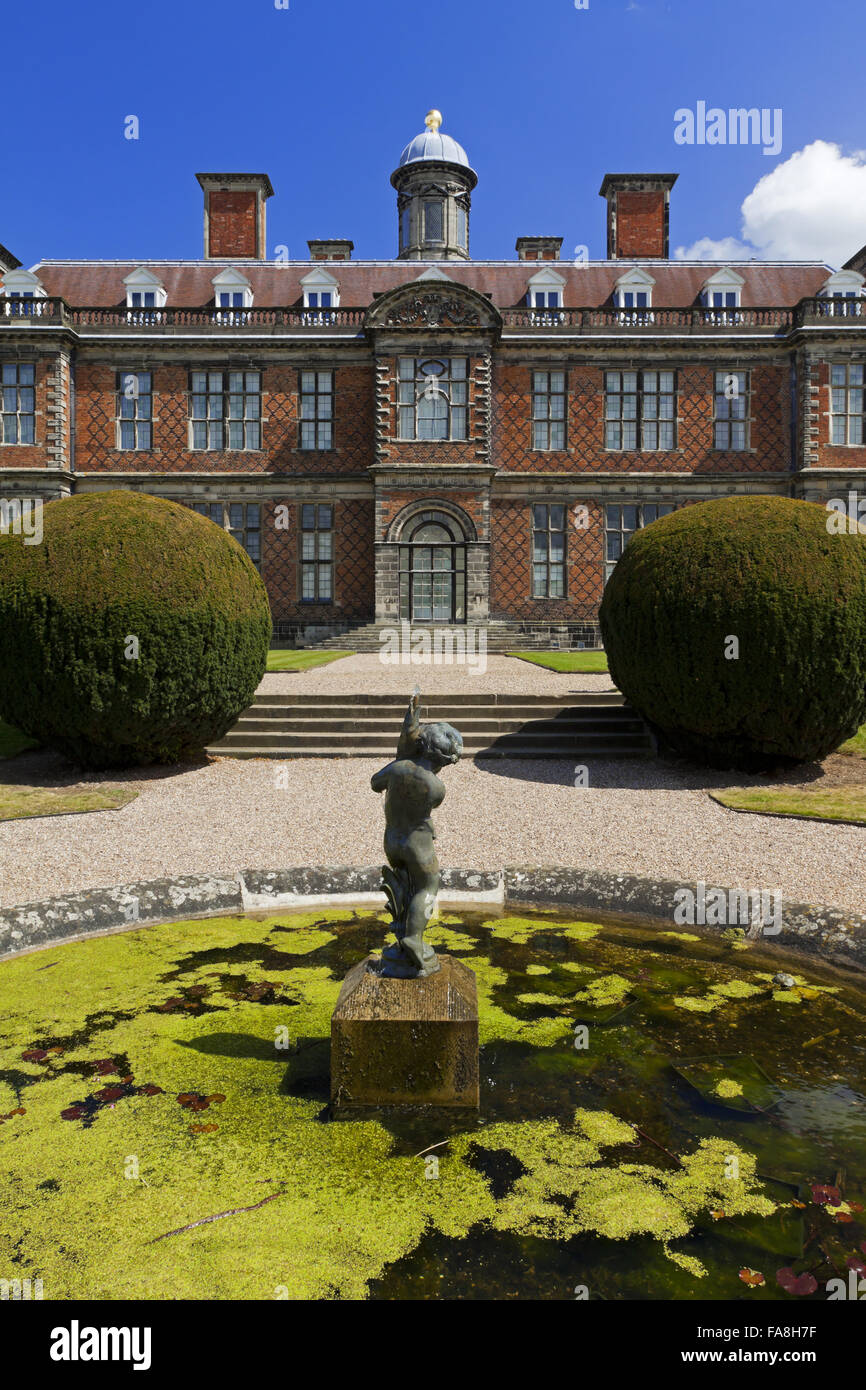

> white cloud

[
  {"left": 675, "top": 235, "right": 754, "bottom": 262},
  {"left": 675, "top": 141, "right": 866, "bottom": 265}
]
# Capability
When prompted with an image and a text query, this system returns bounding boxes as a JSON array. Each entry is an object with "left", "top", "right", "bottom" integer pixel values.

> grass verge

[
  {"left": 838, "top": 725, "right": 866, "bottom": 758},
  {"left": 710, "top": 785, "right": 866, "bottom": 827},
  {"left": 266, "top": 649, "right": 354, "bottom": 672},
  {"left": 0, "top": 721, "right": 40, "bottom": 759},
  {"left": 507, "top": 650, "right": 609, "bottom": 674},
  {"left": 0, "top": 784, "right": 139, "bottom": 823}
]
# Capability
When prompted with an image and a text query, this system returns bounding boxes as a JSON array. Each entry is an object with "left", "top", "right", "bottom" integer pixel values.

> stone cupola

[{"left": 391, "top": 110, "right": 477, "bottom": 261}]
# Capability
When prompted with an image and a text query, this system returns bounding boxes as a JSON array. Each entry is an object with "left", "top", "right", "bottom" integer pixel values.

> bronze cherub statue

[{"left": 370, "top": 688, "right": 463, "bottom": 978}]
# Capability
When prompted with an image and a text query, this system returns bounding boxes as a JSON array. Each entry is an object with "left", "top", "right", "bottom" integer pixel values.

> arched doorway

[{"left": 399, "top": 511, "right": 466, "bottom": 623}]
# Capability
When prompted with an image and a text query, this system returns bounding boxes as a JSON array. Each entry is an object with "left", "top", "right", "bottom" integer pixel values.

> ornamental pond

[{"left": 0, "top": 907, "right": 864, "bottom": 1301}]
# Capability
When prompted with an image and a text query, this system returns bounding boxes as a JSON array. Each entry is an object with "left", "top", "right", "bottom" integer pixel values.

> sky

[{"left": 2, "top": 0, "right": 865, "bottom": 269}]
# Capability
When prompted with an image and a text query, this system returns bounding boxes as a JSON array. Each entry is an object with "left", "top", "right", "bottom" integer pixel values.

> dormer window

[
  {"left": 818, "top": 269, "right": 864, "bottom": 318},
  {"left": 700, "top": 268, "right": 744, "bottom": 323},
  {"left": 211, "top": 268, "right": 253, "bottom": 323},
  {"left": 2, "top": 268, "right": 47, "bottom": 317},
  {"left": 123, "top": 268, "right": 166, "bottom": 322},
  {"left": 614, "top": 267, "right": 655, "bottom": 324},
  {"left": 525, "top": 268, "right": 566, "bottom": 323},
  {"left": 528, "top": 290, "right": 561, "bottom": 309},
  {"left": 301, "top": 268, "right": 340, "bottom": 323}
]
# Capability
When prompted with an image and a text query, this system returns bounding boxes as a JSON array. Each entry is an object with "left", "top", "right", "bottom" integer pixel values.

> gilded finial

[{"left": 425, "top": 109, "right": 443, "bottom": 133}]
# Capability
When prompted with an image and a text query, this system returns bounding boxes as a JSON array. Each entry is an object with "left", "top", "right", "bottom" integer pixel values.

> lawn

[
  {"left": 507, "top": 650, "right": 609, "bottom": 674},
  {"left": 0, "top": 720, "right": 40, "bottom": 759},
  {"left": 710, "top": 785, "right": 866, "bottom": 827},
  {"left": 839, "top": 724, "right": 866, "bottom": 758},
  {"left": 0, "top": 784, "right": 139, "bottom": 823},
  {"left": 266, "top": 649, "right": 354, "bottom": 672}
]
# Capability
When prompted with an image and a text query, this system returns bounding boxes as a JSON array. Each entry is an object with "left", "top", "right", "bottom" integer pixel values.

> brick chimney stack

[
  {"left": 599, "top": 174, "right": 678, "bottom": 259},
  {"left": 196, "top": 173, "right": 274, "bottom": 260},
  {"left": 515, "top": 237, "right": 563, "bottom": 262},
  {"left": 308, "top": 240, "right": 354, "bottom": 262}
]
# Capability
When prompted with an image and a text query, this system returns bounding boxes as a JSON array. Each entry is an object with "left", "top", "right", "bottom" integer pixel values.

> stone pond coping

[{"left": 2, "top": 866, "right": 866, "bottom": 973}]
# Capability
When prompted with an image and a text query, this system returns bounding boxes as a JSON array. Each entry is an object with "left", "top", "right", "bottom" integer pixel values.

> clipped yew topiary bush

[
  {"left": 0, "top": 491, "right": 271, "bottom": 768},
  {"left": 599, "top": 495, "right": 866, "bottom": 769}
]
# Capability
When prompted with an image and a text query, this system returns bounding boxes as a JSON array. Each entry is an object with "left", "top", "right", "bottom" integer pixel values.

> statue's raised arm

[{"left": 396, "top": 685, "right": 422, "bottom": 759}]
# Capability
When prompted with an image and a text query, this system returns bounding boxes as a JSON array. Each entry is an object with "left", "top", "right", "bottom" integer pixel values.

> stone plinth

[{"left": 330, "top": 954, "right": 479, "bottom": 1113}]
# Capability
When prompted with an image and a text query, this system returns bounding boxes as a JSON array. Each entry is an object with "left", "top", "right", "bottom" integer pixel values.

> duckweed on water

[{"left": 1, "top": 906, "right": 864, "bottom": 1300}]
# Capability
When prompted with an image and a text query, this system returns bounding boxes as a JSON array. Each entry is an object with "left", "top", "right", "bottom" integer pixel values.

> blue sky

[{"left": 3, "top": 0, "right": 865, "bottom": 267}]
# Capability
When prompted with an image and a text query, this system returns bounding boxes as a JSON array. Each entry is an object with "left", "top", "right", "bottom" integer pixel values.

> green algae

[
  {"left": 673, "top": 995, "right": 723, "bottom": 1013},
  {"left": 571, "top": 974, "right": 632, "bottom": 1009},
  {"left": 714, "top": 1079, "right": 745, "bottom": 1099},
  {"left": 461, "top": 1113, "right": 775, "bottom": 1252},
  {"left": 711, "top": 979, "right": 765, "bottom": 1000},
  {"left": 487, "top": 915, "right": 602, "bottom": 945},
  {"left": 673, "top": 975, "right": 766, "bottom": 1013},
  {"left": 1, "top": 905, "right": 864, "bottom": 1302},
  {"left": 425, "top": 923, "right": 476, "bottom": 954}
]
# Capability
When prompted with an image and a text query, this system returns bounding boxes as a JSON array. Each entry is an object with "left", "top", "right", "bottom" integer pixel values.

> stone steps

[{"left": 208, "top": 693, "right": 654, "bottom": 759}]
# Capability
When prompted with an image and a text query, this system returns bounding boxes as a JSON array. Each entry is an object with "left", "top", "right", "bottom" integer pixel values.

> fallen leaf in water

[
  {"left": 777, "top": 1268, "right": 818, "bottom": 1296},
  {"left": 739, "top": 1268, "right": 765, "bottom": 1286},
  {"left": 22, "top": 1049, "right": 48, "bottom": 1062},
  {"left": 189, "top": 1123, "right": 219, "bottom": 1135},
  {"left": 811, "top": 1184, "right": 842, "bottom": 1207}
]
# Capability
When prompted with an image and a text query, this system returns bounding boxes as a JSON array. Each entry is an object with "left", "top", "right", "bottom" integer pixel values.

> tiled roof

[{"left": 27, "top": 259, "right": 832, "bottom": 309}]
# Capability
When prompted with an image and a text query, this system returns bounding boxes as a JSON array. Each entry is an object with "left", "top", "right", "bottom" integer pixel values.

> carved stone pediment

[{"left": 367, "top": 282, "right": 500, "bottom": 333}]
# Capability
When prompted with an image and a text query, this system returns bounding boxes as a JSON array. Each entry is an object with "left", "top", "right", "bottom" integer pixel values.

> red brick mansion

[{"left": 2, "top": 111, "right": 865, "bottom": 646}]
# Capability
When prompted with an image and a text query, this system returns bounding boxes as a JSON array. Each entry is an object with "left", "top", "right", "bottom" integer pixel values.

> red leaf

[
  {"left": 811, "top": 1184, "right": 841, "bottom": 1207},
  {"left": 739, "top": 1268, "right": 765, "bottom": 1287},
  {"left": 96, "top": 1086, "right": 126, "bottom": 1102},
  {"left": 777, "top": 1267, "right": 818, "bottom": 1296},
  {"left": 846, "top": 1257, "right": 866, "bottom": 1275},
  {"left": 22, "top": 1049, "right": 48, "bottom": 1062},
  {"left": 61, "top": 1105, "right": 84, "bottom": 1121}
]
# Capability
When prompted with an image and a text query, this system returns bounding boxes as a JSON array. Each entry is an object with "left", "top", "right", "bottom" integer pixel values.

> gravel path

[
  {"left": 0, "top": 750, "right": 863, "bottom": 913},
  {"left": 263, "top": 653, "right": 615, "bottom": 695}
]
